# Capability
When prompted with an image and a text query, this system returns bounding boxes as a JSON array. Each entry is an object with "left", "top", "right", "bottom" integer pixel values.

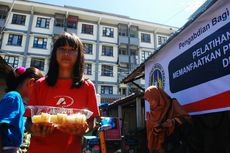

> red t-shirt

[{"left": 25, "top": 77, "right": 99, "bottom": 153}]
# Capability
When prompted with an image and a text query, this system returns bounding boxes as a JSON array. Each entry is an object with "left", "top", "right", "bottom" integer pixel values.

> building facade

[{"left": 0, "top": 0, "right": 177, "bottom": 103}]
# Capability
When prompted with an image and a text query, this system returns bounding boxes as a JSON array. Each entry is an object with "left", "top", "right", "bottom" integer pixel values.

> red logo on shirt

[{"left": 54, "top": 96, "right": 74, "bottom": 107}]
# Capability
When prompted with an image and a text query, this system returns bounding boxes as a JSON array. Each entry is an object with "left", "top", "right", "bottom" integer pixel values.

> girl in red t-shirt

[{"left": 25, "top": 33, "right": 100, "bottom": 153}]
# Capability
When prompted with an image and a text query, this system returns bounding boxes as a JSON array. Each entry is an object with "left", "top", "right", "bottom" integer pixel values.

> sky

[{"left": 31, "top": 0, "right": 207, "bottom": 28}]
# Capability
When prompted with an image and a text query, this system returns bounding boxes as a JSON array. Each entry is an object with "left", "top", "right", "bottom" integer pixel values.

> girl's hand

[
  {"left": 56, "top": 122, "right": 88, "bottom": 136},
  {"left": 31, "top": 123, "right": 55, "bottom": 137}
]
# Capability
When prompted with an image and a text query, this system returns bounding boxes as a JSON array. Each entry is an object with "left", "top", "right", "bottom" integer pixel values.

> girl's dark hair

[
  {"left": 15, "top": 67, "right": 43, "bottom": 90},
  {"left": 0, "top": 56, "right": 16, "bottom": 91},
  {"left": 46, "top": 32, "right": 85, "bottom": 88}
]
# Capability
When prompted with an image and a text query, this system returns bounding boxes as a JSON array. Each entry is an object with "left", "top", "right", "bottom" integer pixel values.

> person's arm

[
  {"left": 0, "top": 124, "right": 3, "bottom": 153},
  {"left": 0, "top": 93, "right": 21, "bottom": 150},
  {"left": 0, "top": 123, "right": 10, "bottom": 153}
]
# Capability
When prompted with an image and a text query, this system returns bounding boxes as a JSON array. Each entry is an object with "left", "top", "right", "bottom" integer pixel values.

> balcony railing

[
  {"left": 66, "top": 27, "right": 77, "bottom": 34},
  {"left": 118, "top": 54, "right": 129, "bottom": 63},
  {"left": 53, "top": 26, "right": 65, "bottom": 34},
  {"left": 118, "top": 36, "right": 128, "bottom": 45},
  {"left": 0, "top": 19, "right": 5, "bottom": 28},
  {"left": 130, "top": 37, "right": 139, "bottom": 46}
]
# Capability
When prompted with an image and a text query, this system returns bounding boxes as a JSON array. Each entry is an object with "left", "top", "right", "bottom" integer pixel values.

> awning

[
  {"left": 121, "top": 63, "right": 144, "bottom": 84},
  {"left": 109, "top": 92, "right": 144, "bottom": 107}
]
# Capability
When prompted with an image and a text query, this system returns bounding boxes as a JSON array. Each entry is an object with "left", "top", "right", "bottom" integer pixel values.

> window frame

[
  {"left": 84, "top": 63, "right": 92, "bottom": 75},
  {"left": 101, "top": 65, "right": 113, "bottom": 77},
  {"left": 36, "top": 17, "right": 50, "bottom": 29},
  {"left": 102, "top": 45, "right": 113, "bottom": 56},
  {"left": 33, "top": 37, "right": 47, "bottom": 49},
  {"left": 141, "top": 50, "right": 152, "bottom": 62},
  {"left": 11, "top": 14, "right": 26, "bottom": 25},
  {"left": 130, "top": 26, "right": 138, "bottom": 38},
  {"left": 4, "top": 55, "right": 19, "bottom": 68},
  {"left": 81, "top": 24, "right": 94, "bottom": 35},
  {"left": 30, "top": 58, "right": 45, "bottom": 71},
  {"left": 101, "top": 85, "right": 113, "bottom": 94},
  {"left": 0, "top": 7, "right": 8, "bottom": 20},
  {"left": 7, "top": 34, "right": 22, "bottom": 46},
  {"left": 158, "top": 35, "right": 168, "bottom": 45},
  {"left": 141, "top": 33, "right": 151, "bottom": 43},
  {"left": 119, "top": 48, "right": 128, "bottom": 55},
  {"left": 118, "top": 25, "right": 128, "bottom": 36},
  {"left": 102, "top": 27, "right": 114, "bottom": 38},
  {"left": 54, "top": 18, "right": 65, "bottom": 27},
  {"left": 83, "top": 43, "right": 93, "bottom": 54},
  {"left": 67, "top": 15, "right": 78, "bottom": 29}
]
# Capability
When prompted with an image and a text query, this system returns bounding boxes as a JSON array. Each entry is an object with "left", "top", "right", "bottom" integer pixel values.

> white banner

[{"left": 145, "top": 0, "right": 230, "bottom": 115}]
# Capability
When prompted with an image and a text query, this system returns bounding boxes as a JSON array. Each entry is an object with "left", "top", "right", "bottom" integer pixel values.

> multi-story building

[{"left": 0, "top": 0, "right": 177, "bottom": 103}]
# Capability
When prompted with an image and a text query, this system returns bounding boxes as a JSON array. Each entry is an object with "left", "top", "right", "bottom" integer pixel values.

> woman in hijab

[{"left": 144, "top": 86, "right": 192, "bottom": 153}]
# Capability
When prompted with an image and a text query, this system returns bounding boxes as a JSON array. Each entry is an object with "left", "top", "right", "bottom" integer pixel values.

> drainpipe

[
  {"left": 64, "top": 11, "right": 68, "bottom": 32},
  {"left": 127, "top": 23, "right": 131, "bottom": 95},
  {"left": 95, "top": 17, "right": 101, "bottom": 93},
  {"left": 153, "top": 30, "right": 157, "bottom": 50},
  {"left": 128, "top": 23, "right": 131, "bottom": 72},
  {"left": 22, "top": 6, "right": 34, "bottom": 67}
]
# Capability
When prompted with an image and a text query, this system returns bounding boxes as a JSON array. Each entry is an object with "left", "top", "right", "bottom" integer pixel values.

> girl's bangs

[{"left": 55, "top": 35, "right": 77, "bottom": 48}]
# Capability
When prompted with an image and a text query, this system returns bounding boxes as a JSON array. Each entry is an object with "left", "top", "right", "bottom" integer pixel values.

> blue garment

[{"left": 0, "top": 91, "right": 25, "bottom": 147}]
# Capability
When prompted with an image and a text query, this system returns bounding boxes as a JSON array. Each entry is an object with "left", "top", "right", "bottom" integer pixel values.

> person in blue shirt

[{"left": 0, "top": 67, "right": 43, "bottom": 153}]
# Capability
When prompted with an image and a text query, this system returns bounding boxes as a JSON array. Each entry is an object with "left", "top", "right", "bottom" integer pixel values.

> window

[
  {"left": 0, "top": 13, "right": 7, "bottom": 20},
  {"left": 118, "top": 64, "right": 128, "bottom": 76},
  {"left": 102, "top": 27, "right": 114, "bottom": 38},
  {"left": 118, "top": 24, "right": 128, "bottom": 36},
  {"left": 130, "top": 26, "right": 138, "bottom": 38},
  {"left": 84, "top": 63, "right": 92, "bottom": 75},
  {"left": 7, "top": 34, "right": 22, "bottom": 46},
  {"left": 101, "top": 86, "right": 113, "bottom": 94},
  {"left": 4, "top": 55, "right": 19, "bottom": 68},
  {"left": 55, "top": 18, "right": 64, "bottom": 27},
  {"left": 81, "top": 24, "right": 93, "bottom": 35},
  {"left": 141, "top": 50, "right": 151, "bottom": 62},
  {"left": 36, "top": 17, "right": 50, "bottom": 29},
  {"left": 131, "top": 49, "right": 139, "bottom": 64},
  {"left": 130, "top": 49, "right": 137, "bottom": 56},
  {"left": 119, "top": 48, "right": 128, "bottom": 55},
  {"left": 54, "top": 14, "right": 65, "bottom": 27},
  {"left": 158, "top": 36, "right": 167, "bottom": 45},
  {"left": 11, "top": 14, "right": 26, "bottom": 25},
  {"left": 119, "top": 88, "right": 127, "bottom": 96},
  {"left": 30, "top": 58, "right": 45, "bottom": 71},
  {"left": 67, "top": 15, "right": 78, "bottom": 29},
  {"left": 141, "top": 33, "right": 151, "bottom": 43},
  {"left": 101, "top": 65, "right": 113, "bottom": 77},
  {"left": 102, "top": 45, "right": 113, "bottom": 56},
  {"left": 83, "top": 43, "right": 93, "bottom": 54},
  {"left": 33, "top": 37, "right": 47, "bottom": 49},
  {"left": 0, "top": 7, "right": 8, "bottom": 20}
]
